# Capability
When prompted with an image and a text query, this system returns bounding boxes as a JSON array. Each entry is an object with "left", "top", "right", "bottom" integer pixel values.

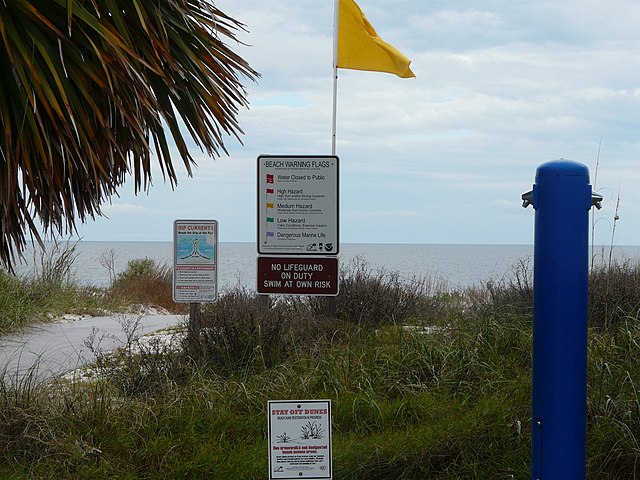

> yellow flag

[{"left": 337, "top": 0, "right": 415, "bottom": 78}]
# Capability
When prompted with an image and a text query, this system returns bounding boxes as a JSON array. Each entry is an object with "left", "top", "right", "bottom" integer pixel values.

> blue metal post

[{"left": 522, "top": 159, "right": 597, "bottom": 480}]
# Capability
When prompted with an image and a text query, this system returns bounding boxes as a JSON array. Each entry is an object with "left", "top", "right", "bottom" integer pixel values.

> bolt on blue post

[{"left": 522, "top": 159, "right": 602, "bottom": 480}]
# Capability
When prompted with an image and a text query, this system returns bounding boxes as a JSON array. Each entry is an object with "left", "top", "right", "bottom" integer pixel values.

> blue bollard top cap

[{"left": 536, "top": 159, "right": 589, "bottom": 179}]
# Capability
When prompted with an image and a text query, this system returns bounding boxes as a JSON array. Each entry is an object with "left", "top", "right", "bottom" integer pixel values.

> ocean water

[{"left": 14, "top": 242, "right": 640, "bottom": 292}]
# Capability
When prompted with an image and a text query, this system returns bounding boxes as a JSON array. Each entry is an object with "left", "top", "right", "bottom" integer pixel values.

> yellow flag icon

[{"left": 337, "top": 0, "right": 415, "bottom": 78}]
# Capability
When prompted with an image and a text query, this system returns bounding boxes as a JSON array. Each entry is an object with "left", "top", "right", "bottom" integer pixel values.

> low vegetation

[
  {"left": 107, "top": 257, "right": 185, "bottom": 315},
  {"left": 0, "top": 243, "right": 185, "bottom": 335},
  {"left": 1, "top": 249, "right": 640, "bottom": 478},
  {"left": 0, "top": 242, "right": 109, "bottom": 333}
]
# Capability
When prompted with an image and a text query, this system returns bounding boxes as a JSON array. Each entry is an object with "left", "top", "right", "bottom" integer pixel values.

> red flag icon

[{"left": 266, "top": 174, "right": 274, "bottom": 184}]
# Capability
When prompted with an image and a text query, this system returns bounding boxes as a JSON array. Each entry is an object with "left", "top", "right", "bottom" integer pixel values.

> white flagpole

[
  {"left": 327, "top": 0, "right": 339, "bottom": 318},
  {"left": 331, "top": 0, "right": 339, "bottom": 155}
]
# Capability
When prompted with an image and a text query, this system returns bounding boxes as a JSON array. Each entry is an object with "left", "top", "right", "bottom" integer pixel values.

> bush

[
  {"left": 467, "top": 256, "right": 640, "bottom": 330},
  {"left": 589, "top": 260, "right": 640, "bottom": 328},
  {"left": 190, "top": 260, "right": 459, "bottom": 377},
  {"left": 196, "top": 287, "right": 335, "bottom": 376},
  {"left": 468, "top": 259, "right": 534, "bottom": 325},
  {"left": 82, "top": 315, "right": 191, "bottom": 396},
  {"left": 28, "top": 240, "right": 79, "bottom": 291},
  {"left": 329, "top": 258, "right": 449, "bottom": 327},
  {"left": 109, "top": 258, "right": 185, "bottom": 314}
]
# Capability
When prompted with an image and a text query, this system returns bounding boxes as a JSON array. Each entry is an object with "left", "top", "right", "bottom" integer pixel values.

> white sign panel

[
  {"left": 258, "top": 155, "right": 338, "bottom": 255},
  {"left": 268, "top": 400, "right": 332, "bottom": 479},
  {"left": 172, "top": 219, "right": 218, "bottom": 303}
]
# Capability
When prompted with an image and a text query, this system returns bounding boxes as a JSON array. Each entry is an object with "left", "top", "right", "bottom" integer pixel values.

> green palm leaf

[{"left": 0, "top": 0, "right": 259, "bottom": 268}]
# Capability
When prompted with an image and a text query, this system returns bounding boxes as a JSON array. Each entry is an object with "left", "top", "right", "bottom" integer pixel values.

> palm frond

[{"left": 0, "top": 0, "right": 259, "bottom": 269}]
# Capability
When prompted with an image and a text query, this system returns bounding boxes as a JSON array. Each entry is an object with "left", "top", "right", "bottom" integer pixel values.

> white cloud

[{"left": 72, "top": 0, "right": 640, "bottom": 247}]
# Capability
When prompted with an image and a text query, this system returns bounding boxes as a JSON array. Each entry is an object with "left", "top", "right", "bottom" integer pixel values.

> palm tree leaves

[{"left": 0, "top": 0, "right": 258, "bottom": 268}]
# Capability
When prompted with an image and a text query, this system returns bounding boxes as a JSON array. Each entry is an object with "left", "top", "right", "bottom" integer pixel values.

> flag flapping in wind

[{"left": 336, "top": 0, "right": 415, "bottom": 78}]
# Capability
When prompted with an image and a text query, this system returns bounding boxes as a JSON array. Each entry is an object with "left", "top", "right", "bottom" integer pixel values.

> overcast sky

[{"left": 73, "top": 0, "right": 640, "bottom": 246}]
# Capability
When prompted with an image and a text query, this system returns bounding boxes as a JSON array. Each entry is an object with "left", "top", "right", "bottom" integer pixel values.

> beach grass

[
  {"left": 0, "top": 244, "right": 186, "bottom": 335},
  {"left": 0, "top": 255, "right": 640, "bottom": 478}
]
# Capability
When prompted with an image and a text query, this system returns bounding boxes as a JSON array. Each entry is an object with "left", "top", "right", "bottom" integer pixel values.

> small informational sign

[
  {"left": 173, "top": 219, "right": 218, "bottom": 303},
  {"left": 268, "top": 400, "right": 332, "bottom": 479},
  {"left": 257, "top": 257, "right": 339, "bottom": 296},
  {"left": 257, "top": 155, "right": 339, "bottom": 255}
]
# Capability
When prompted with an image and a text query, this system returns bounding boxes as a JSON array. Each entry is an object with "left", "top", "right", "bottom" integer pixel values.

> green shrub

[
  {"left": 467, "top": 259, "right": 534, "bottom": 326},
  {"left": 109, "top": 258, "right": 185, "bottom": 313},
  {"left": 589, "top": 260, "right": 640, "bottom": 328},
  {"left": 197, "top": 287, "right": 336, "bottom": 376},
  {"left": 328, "top": 257, "right": 450, "bottom": 327},
  {"left": 28, "top": 240, "right": 79, "bottom": 291},
  {"left": 114, "top": 258, "right": 157, "bottom": 283}
]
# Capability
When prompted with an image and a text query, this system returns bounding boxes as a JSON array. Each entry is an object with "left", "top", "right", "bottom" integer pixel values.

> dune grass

[
  {"left": 0, "top": 255, "right": 640, "bottom": 478},
  {"left": 0, "top": 243, "right": 186, "bottom": 335},
  {"left": 0, "top": 242, "right": 108, "bottom": 334}
]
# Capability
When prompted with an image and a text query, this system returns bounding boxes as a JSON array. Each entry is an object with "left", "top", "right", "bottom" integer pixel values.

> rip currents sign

[{"left": 172, "top": 219, "right": 218, "bottom": 303}]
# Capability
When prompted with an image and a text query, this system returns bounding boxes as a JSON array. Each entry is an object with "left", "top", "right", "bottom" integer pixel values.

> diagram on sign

[
  {"left": 179, "top": 238, "right": 213, "bottom": 261},
  {"left": 176, "top": 235, "right": 215, "bottom": 265},
  {"left": 258, "top": 156, "right": 338, "bottom": 255},
  {"left": 275, "top": 422, "right": 325, "bottom": 445}
]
